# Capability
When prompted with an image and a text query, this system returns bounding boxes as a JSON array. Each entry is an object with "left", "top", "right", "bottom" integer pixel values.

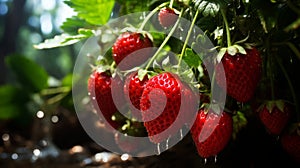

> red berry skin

[
  {"left": 281, "top": 132, "right": 300, "bottom": 163},
  {"left": 215, "top": 48, "right": 262, "bottom": 102},
  {"left": 191, "top": 109, "right": 233, "bottom": 158},
  {"left": 179, "top": 82, "right": 199, "bottom": 128},
  {"left": 88, "top": 71, "right": 124, "bottom": 130},
  {"left": 140, "top": 72, "right": 197, "bottom": 143},
  {"left": 258, "top": 104, "right": 291, "bottom": 135},
  {"left": 112, "top": 32, "right": 153, "bottom": 70},
  {"left": 158, "top": 7, "right": 178, "bottom": 28},
  {"left": 124, "top": 72, "right": 149, "bottom": 120}
]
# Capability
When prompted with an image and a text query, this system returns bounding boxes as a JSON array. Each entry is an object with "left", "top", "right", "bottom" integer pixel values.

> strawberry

[
  {"left": 88, "top": 70, "right": 125, "bottom": 130},
  {"left": 281, "top": 126, "right": 300, "bottom": 163},
  {"left": 257, "top": 100, "right": 292, "bottom": 135},
  {"left": 158, "top": 7, "right": 178, "bottom": 28},
  {"left": 112, "top": 32, "right": 153, "bottom": 70},
  {"left": 179, "top": 82, "right": 199, "bottom": 127},
  {"left": 124, "top": 72, "right": 149, "bottom": 120},
  {"left": 215, "top": 47, "right": 262, "bottom": 102},
  {"left": 140, "top": 72, "right": 197, "bottom": 143},
  {"left": 190, "top": 108, "right": 233, "bottom": 158}
]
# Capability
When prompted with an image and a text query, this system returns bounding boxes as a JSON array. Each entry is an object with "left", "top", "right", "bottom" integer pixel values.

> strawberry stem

[
  {"left": 41, "top": 86, "right": 71, "bottom": 96},
  {"left": 275, "top": 55, "right": 300, "bottom": 121},
  {"left": 177, "top": 9, "right": 199, "bottom": 72},
  {"left": 210, "top": 70, "right": 217, "bottom": 101},
  {"left": 139, "top": 2, "right": 170, "bottom": 31},
  {"left": 169, "top": 0, "right": 174, "bottom": 8},
  {"left": 220, "top": 9, "right": 232, "bottom": 47},
  {"left": 110, "top": 61, "right": 116, "bottom": 70},
  {"left": 273, "top": 42, "right": 300, "bottom": 60},
  {"left": 287, "top": 0, "right": 300, "bottom": 15},
  {"left": 145, "top": 9, "right": 183, "bottom": 70},
  {"left": 266, "top": 38, "right": 275, "bottom": 100},
  {"left": 285, "top": 42, "right": 300, "bottom": 60}
]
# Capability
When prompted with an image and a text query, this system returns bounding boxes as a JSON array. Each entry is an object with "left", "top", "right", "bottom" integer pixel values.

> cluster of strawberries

[{"left": 87, "top": 7, "right": 299, "bottom": 162}]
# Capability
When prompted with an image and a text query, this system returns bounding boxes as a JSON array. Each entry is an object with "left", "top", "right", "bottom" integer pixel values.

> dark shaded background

[{"left": 0, "top": 0, "right": 300, "bottom": 167}]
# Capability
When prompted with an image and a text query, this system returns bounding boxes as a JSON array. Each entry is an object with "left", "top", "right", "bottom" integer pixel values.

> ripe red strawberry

[
  {"left": 281, "top": 128, "right": 300, "bottom": 163},
  {"left": 179, "top": 82, "right": 199, "bottom": 127},
  {"left": 140, "top": 72, "right": 197, "bottom": 143},
  {"left": 158, "top": 7, "right": 178, "bottom": 28},
  {"left": 257, "top": 100, "right": 292, "bottom": 135},
  {"left": 112, "top": 32, "right": 153, "bottom": 70},
  {"left": 215, "top": 47, "right": 262, "bottom": 102},
  {"left": 124, "top": 72, "right": 149, "bottom": 120},
  {"left": 88, "top": 70, "right": 125, "bottom": 130},
  {"left": 191, "top": 108, "right": 233, "bottom": 158}
]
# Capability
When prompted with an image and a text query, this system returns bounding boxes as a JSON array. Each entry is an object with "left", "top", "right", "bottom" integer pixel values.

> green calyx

[
  {"left": 216, "top": 44, "right": 248, "bottom": 63},
  {"left": 258, "top": 99, "right": 288, "bottom": 113}
]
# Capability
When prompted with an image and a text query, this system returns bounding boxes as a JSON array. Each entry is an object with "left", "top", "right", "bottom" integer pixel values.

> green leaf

[
  {"left": 193, "top": 0, "right": 221, "bottom": 17},
  {"left": 0, "top": 104, "right": 23, "bottom": 120},
  {"left": 6, "top": 55, "right": 48, "bottom": 93},
  {"left": 60, "top": 16, "right": 92, "bottom": 35},
  {"left": 0, "top": 85, "right": 30, "bottom": 120},
  {"left": 62, "top": 74, "right": 73, "bottom": 87},
  {"left": 256, "top": 6, "right": 278, "bottom": 33},
  {"left": 117, "top": 0, "right": 149, "bottom": 15},
  {"left": 66, "top": 0, "right": 115, "bottom": 25},
  {"left": 183, "top": 48, "right": 202, "bottom": 68},
  {"left": 180, "top": 68, "right": 197, "bottom": 85},
  {"left": 78, "top": 28, "right": 94, "bottom": 36},
  {"left": 0, "top": 85, "right": 29, "bottom": 105},
  {"left": 34, "top": 33, "right": 90, "bottom": 49},
  {"left": 232, "top": 111, "right": 247, "bottom": 140},
  {"left": 197, "top": 16, "right": 218, "bottom": 33}
]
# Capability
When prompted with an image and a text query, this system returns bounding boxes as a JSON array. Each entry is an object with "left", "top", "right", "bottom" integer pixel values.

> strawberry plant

[{"left": 34, "top": 0, "right": 300, "bottom": 166}]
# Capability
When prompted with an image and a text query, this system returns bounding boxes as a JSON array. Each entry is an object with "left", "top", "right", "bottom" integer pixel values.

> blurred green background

[
  {"left": 0, "top": 0, "right": 77, "bottom": 82},
  {"left": 0, "top": 0, "right": 85, "bottom": 149}
]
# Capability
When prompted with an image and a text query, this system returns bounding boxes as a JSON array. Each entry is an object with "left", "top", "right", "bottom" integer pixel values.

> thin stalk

[
  {"left": 220, "top": 9, "right": 232, "bottom": 47},
  {"left": 169, "top": 0, "right": 174, "bottom": 8},
  {"left": 272, "top": 42, "right": 300, "bottom": 60},
  {"left": 145, "top": 9, "right": 183, "bottom": 70},
  {"left": 177, "top": 10, "right": 199, "bottom": 72},
  {"left": 110, "top": 61, "right": 116, "bottom": 70},
  {"left": 266, "top": 38, "right": 275, "bottom": 100},
  {"left": 275, "top": 55, "right": 299, "bottom": 121},
  {"left": 269, "top": 57, "right": 275, "bottom": 100},
  {"left": 139, "top": 2, "right": 170, "bottom": 31},
  {"left": 286, "top": 42, "right": 300, "bottom": 60},
  {"left": 46, "top": 93, "right": 69, "bottom": 105},
  {"left": 210, "top": 70, "right": 216, "bottom": 100},
  {"left": 287, "top": 0, "right": 300, "bottom": 15},
  {"left": 41, "top": 87, "right": 71, "bottom": 95}
]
